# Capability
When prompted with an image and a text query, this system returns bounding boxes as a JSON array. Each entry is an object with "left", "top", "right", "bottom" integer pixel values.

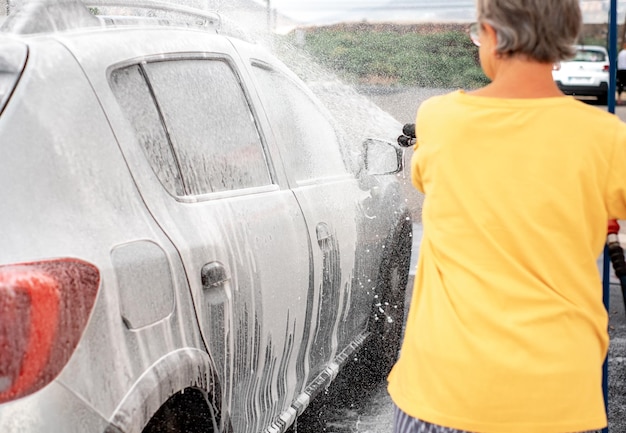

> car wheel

[
  {"left": 360, "top": 216, "right": 412, "bottom": 381},
  {"left": 598, "top": 92, "right": 608, "bottom": 105}
]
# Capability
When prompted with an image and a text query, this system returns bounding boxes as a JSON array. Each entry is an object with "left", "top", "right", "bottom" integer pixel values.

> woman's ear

[{"left": 482, "top": 22, "right": 498, "bottom": 49}]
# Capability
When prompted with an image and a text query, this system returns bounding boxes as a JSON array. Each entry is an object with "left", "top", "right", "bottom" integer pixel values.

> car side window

[
  {"left": 251, "top": 63, "right": 347, "bottom": 183},
  {"left": 144, "top": 59, "right": 271, "bottom": 195},
  {"left": 110, "top": 59, "right": 272, "bottom": 196},
  {"left": 110, "top": 65, "right": 185, "bottom": 196}
]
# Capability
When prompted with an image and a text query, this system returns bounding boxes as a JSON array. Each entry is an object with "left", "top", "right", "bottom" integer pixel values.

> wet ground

[{"left": 293, "top": 87, "right": 626, "bottom": 433}]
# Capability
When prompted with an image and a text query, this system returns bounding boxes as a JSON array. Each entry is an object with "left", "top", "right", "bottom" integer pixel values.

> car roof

[{"left": 575, "top": 44, "right": 608, "bottom": 53}]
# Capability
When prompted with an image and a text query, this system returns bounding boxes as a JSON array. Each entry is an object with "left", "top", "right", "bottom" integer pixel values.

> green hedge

[{"left": 281, "top": 28, "right": 490, "bottom": 89}]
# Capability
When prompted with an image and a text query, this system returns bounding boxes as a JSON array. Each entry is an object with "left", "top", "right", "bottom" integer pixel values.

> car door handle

[{"left": 201, "top": 261, "right": 229, "bottom": 289}]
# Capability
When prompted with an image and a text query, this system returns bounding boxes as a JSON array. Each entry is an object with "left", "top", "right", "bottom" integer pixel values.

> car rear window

[{"left": 573, "top": 49, "right": 606, "bottom": 62}]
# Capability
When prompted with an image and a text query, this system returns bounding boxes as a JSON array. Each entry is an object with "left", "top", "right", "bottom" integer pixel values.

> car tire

[
  {"left": 598, "top": 92, "right": 608, "bottom": 105},
  {"left": 360, "top": 215, "right": 412, "bottom": 381},
  {"left": 142, "top": 388, "right": 221, "bottom": 433}
]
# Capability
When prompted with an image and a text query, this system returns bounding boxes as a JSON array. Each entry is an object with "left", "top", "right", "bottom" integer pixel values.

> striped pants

[
  {"left": 393, "top": 405, "right": 598, "bottom": 433},
  {"left": 393, "top": 406, "right": 471, "bottom": 433}
]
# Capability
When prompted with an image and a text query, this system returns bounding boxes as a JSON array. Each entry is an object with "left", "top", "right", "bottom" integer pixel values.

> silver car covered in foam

[{"left": 0, "top": 1, "right": 412, "bottom": 432}]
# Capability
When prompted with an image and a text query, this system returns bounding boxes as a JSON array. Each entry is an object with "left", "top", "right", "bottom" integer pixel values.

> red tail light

[
  {"left": 603, "top": 64, "right": 610, "bottom": 72},
  {"left": 0, "top": 259, "right": 99, "bottom": 404}
]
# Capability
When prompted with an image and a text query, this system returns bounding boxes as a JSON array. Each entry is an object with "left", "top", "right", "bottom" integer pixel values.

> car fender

[{"left": 107, "top": 348, "right": 217, "bottom": 433}]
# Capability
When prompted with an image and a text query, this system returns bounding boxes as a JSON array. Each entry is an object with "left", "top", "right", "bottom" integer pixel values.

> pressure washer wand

[
  {"left": 607, "top": 219, "right": 626, "bottom": 307},
  {"left": 397, "top": 123, "right": 416, "bottom": 148}
]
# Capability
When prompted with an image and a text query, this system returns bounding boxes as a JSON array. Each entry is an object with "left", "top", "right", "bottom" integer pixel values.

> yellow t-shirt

[{"left": 388, "top": 90, "right": 626, "bottom": 433}]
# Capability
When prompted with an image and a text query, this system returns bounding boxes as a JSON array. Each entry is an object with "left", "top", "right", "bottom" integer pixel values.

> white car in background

[{"left": 552, "top": 45, "right": 610, "bottom": 104}]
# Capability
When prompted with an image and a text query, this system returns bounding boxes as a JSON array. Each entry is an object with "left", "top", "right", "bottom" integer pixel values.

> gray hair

[{"left": 476, "top": 0, "right": 581, "bottom": 62}]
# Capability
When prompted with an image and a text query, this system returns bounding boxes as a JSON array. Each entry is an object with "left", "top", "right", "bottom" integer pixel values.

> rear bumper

[
  {"left": 0, "top": 381, "right": 108, "bottom": 433},
  {"left": 555, "top": 81, "right": 608, "bottom": 97}
]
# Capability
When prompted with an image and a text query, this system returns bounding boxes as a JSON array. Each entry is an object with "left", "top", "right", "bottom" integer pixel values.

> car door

[
  {"left": 107, "top": 54, "right": 314, "bottom": 432},
  {"left": 247, "top": 58, "right": 366, "bottom": 377}
]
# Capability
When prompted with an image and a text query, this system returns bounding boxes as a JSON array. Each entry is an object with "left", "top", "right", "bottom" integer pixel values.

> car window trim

[
  {"left": 137, "top": 61, "right": 191, "bottom": 194},
  {"left": 173, "top": 183, "right": 281, "bottom": 203}
]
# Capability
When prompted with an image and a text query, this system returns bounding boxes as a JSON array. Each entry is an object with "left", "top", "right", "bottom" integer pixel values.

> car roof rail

[
  {"left": 0, "top": 0, "right": 223, "bottom": 35},
  {"left": 85, "top": 0, "right": 221, "bottom": 33},
  {"left": 0, "top": 0, "right": 101, "bottom": 35}
]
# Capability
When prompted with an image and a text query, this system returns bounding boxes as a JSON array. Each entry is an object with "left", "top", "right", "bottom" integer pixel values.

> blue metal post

[
  {"left": 603, "top": 3, "right": 618, "bottom": 432},
  {"left": 603, "top": 243, "right": 611, "bottom": 433},
  {"left": 608, "top": 0, "right": 618, "bottom": 114}
]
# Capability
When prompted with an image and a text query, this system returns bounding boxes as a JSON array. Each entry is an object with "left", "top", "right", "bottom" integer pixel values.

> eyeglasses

[{"left": 469, "top": 22, "right": 481, "bottom": 47}]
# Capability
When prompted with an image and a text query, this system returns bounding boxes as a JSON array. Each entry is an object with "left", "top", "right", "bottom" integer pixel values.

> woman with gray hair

[{"left": 387, "top": 1, "right": 626, "bottom": 432}]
